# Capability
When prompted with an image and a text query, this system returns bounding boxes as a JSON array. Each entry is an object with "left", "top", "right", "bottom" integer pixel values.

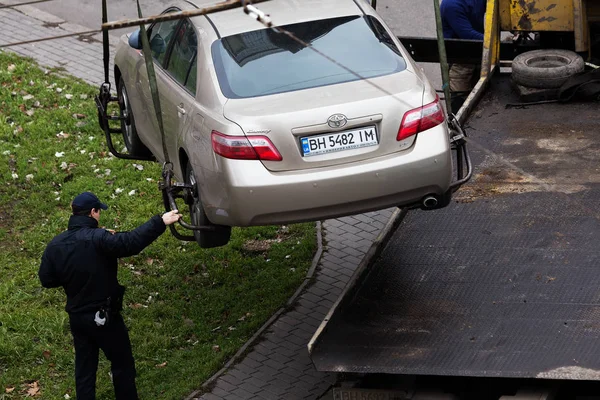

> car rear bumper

[{"left": 204, "top": 125, "right": 453, "bottom": 226}]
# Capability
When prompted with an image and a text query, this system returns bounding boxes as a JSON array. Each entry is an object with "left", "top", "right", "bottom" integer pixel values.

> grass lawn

[{"left": 0, "top": 51, "right": 316, "bottom": 399}]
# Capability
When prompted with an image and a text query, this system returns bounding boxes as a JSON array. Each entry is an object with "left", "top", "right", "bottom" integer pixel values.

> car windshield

[{"left": 211, "top": 15, "right": 407, "bottom": 99}]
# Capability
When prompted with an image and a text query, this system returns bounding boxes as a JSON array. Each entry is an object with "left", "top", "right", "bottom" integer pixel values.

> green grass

[{"left": 0, "top": 51, "right": 316, "bottom": 399}]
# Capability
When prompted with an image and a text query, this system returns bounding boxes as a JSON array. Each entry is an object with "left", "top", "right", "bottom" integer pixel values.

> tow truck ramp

[{"left": 309, "top": 76, "right": 600, "bottom": 389}]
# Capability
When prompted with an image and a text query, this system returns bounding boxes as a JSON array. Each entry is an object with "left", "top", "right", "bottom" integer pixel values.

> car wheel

[
  {"left": 185, "top": 162, "right": 232, "bottom": 248},
  {"left": 512, "top": 49, "right": 584, "bottom": 89},
  {"left": 117, "top": 77, "right": 152, "bottom": 157}
]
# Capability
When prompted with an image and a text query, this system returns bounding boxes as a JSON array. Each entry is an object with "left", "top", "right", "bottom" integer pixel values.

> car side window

[
  {"left": 166, "top": 19, "right": 198, "bottom": 94},
  {"left": 149, "top": 19, "right": 180, "bottom": 65}
]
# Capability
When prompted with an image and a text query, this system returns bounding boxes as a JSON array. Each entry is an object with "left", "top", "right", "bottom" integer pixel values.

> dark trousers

[{"left": 69, "top": 311, "right": 138, "bottom": 400}]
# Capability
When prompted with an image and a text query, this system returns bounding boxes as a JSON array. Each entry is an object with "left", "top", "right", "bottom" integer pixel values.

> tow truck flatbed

[{"left": 309, "top": 75, "right": 600, "bottom": 380}]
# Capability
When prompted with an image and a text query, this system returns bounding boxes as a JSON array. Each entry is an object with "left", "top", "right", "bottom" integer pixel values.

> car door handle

[{"left": 177, "top": 104, "right": 186, "bottom": 115}]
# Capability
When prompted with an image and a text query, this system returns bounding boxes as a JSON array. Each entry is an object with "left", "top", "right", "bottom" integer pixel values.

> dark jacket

[
  {"left": 39, "top": 215, "right": 166, "bottom": 313},
  {"left": 441, "top": 0, "right": 486, "bottom": 41}
]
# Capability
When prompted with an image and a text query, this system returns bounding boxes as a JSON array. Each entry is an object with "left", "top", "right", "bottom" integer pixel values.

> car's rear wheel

[
  {"left": 117, "top": 77, "right": 152, "bottom": 157},
  {"left": 185, "top": 162, "right": 231, "bottom": 248}
]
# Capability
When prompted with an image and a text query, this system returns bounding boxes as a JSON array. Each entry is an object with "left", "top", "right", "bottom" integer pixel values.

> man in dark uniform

[
  {"left": 38, "top": 192, "right": 181, "bottom": 400},
  {"left": 440, "top": 0, "right": 487, "bottom": 111}
]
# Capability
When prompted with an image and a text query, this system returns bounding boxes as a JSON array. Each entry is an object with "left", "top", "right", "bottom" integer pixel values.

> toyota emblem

[{"left": 327, "top": 114, "right": 347, "bottom": 129}]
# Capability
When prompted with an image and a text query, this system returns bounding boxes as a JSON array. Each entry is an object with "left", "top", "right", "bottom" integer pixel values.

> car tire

[
  {"left": 117, "top": 77, "right": 152, "bottom": 157},
  {"left": 185, "top": 162, "right": 232, "bottom": 248},
  {"left": 512, "top": 49, "right": 584, "bottom": 89}
]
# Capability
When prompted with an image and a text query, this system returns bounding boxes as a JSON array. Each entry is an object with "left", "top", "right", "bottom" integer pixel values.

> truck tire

[
  {"left": 185, "top": 162, "right": 231, "bottom": 248},
  {"left": 512, "top": 49, "right": 584, "bottom": 89}
]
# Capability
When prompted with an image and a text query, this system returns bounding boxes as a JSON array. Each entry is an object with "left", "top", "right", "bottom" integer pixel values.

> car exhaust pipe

[{"left": 422, "top": 195, "right": 439, "bottom": 209}]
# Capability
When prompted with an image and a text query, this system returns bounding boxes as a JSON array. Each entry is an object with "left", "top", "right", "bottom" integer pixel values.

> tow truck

[{"left": 309, "top": 0, "right": 600, "bottom": 398}]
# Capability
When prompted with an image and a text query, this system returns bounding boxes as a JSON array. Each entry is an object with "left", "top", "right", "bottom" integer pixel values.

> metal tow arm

[
  {"left": 159, "top": 163, "right": 223, "bottom": 241},
  {"left": 448, "top": 115, "right": 473, "bottom": 191}
]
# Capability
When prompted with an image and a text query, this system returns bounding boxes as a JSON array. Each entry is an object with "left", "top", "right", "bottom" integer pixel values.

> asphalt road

[{"left": 35, "top": 0, "right": 443, "bottom": 87}]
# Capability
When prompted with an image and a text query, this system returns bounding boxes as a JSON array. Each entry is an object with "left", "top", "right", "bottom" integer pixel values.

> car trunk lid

[{"left": 222, "top": 70, "right": 425, "bottom": 172}]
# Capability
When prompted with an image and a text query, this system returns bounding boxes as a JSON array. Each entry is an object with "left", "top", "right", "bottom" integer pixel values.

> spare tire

[{"left": 512, "top": 49, "right": 584, "bottom": 89}]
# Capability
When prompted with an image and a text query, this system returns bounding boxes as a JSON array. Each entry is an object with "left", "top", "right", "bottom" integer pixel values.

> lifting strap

[{"left": 101, "top": 0, "right": 110, "bottom": 85}]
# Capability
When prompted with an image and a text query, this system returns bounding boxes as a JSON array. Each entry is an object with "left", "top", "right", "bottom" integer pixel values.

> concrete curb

[
  {"left": 184, "top": 221, "right": 325, "bottom": 400},
  {"left": 308, "top": 207, "right": 407, "bottom": 355}
]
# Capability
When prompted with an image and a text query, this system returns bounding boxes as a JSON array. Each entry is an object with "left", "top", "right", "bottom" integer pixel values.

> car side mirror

[{"left": 128, "top": 29, "right": 142, "bottom": 50}]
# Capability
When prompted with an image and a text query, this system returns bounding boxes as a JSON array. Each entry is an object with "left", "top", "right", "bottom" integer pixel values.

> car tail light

[
  {"left": 397, "top": 96, "right": 445, "bottom": 141},
  {"left": 211, "top": 131, "right": 282, "bottom": 161}
]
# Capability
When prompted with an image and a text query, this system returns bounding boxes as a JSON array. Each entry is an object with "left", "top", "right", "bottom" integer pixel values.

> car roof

[{"left": 185, "top": 0, "right": 364, "bottom": 38}]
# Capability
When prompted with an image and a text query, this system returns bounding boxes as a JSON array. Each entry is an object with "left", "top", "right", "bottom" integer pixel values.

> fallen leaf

[
  {"left": 80, "top": 94, "right": 88, "bottom": 100},
  {"left": 72, "top": 113, "right": 86, "bottom": 119},
  {"left": 129, "top": 303, "right": 145, "bottom": 309},
  {"left": 42, "top": 350, "right": 51, "bottom": 359},
  {"left": 146, "top": 258, "right": 154, "bottom": 265},
  {"left": 7, "top": 64, "right": 15, "bottom": 72},
  {"left": 65, "top": 94, "right": 73, "bottom": 100},
  {"left": 5, "top": 387, "right": 15, "bottom": 393},
  {"left": 25, "top": 109, "right": 35, "bottom": 117},
  {"left": 55, "top": 152, "right": 65, "bottom": 158},
  {"left": 212, "top": 345, "right": 220, "bottom": 352},
  {"left": 155, "top": 362, "right": 167, "bottom": 368},
  {"left": 23, "top": 94, "right": 34, "bottom": 101},
  {"left": 26, "top": 381, "right": 40, "bottom": 397}
]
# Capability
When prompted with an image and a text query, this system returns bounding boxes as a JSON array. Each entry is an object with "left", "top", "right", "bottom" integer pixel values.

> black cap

[{"left": 71, "top": 192, "right": 108, "bottom": 212}]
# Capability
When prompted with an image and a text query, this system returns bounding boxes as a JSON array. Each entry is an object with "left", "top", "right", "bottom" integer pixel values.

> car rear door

[
  {"left": 156, "top": 18, "right": 198, "bottom": 165},
  {"left": 133, "top": 12, "right": 181, "bottom": 160}
]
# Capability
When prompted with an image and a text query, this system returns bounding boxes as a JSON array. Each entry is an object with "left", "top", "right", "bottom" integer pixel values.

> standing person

[
  {"left": 440, "top": 0, "right": 487, "bottom": 106},
  {"left": 38, "top": 192, "right": 181, "bottom": 400}
]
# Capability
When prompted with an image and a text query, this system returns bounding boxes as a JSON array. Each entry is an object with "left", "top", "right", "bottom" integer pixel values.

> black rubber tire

[
  {"left": 185, "top": 162, "right": 231, "bottom": 248},
  {"left": 117, "top": 77, "right": 152, "bottom": 157},
  {"left": 512, "top": 49, "right": 584, "bottom": 89}
]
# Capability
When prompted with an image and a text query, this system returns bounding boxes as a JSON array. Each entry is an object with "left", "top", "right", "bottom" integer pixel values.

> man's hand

[{"left": 162, "top": 210, "right": 182, "bottom": 226}]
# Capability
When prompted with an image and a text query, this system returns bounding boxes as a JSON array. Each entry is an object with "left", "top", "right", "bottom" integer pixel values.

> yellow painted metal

[
  {"left": 500, "top": 0, "right": 512, "bottom": 30},
  {"left": 507, "top": 0, "right": 574, "bottom": 31},
  {"left": 481, "top": 0, "right": 500, "bottom": 77},
  {"left": 573, "top": 0, "right": 588, "bottom": 52}
]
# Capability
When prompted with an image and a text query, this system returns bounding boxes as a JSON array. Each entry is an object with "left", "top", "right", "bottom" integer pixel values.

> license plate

[
  {"left": 301, "top": 126, "right": 378, "bottom": 157},
  {"left": 333, "top": 388, "right": 410, "bottom": 400}
]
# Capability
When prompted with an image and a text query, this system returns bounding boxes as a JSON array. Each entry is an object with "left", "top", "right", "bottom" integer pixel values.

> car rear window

[{"left": 211, "top": 15, "right": 407, "bottom": 99}]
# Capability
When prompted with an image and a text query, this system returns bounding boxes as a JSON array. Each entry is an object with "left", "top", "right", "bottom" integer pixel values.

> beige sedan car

[{"left": 114, "top": 0, "right": 453, "bottom": 247}]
